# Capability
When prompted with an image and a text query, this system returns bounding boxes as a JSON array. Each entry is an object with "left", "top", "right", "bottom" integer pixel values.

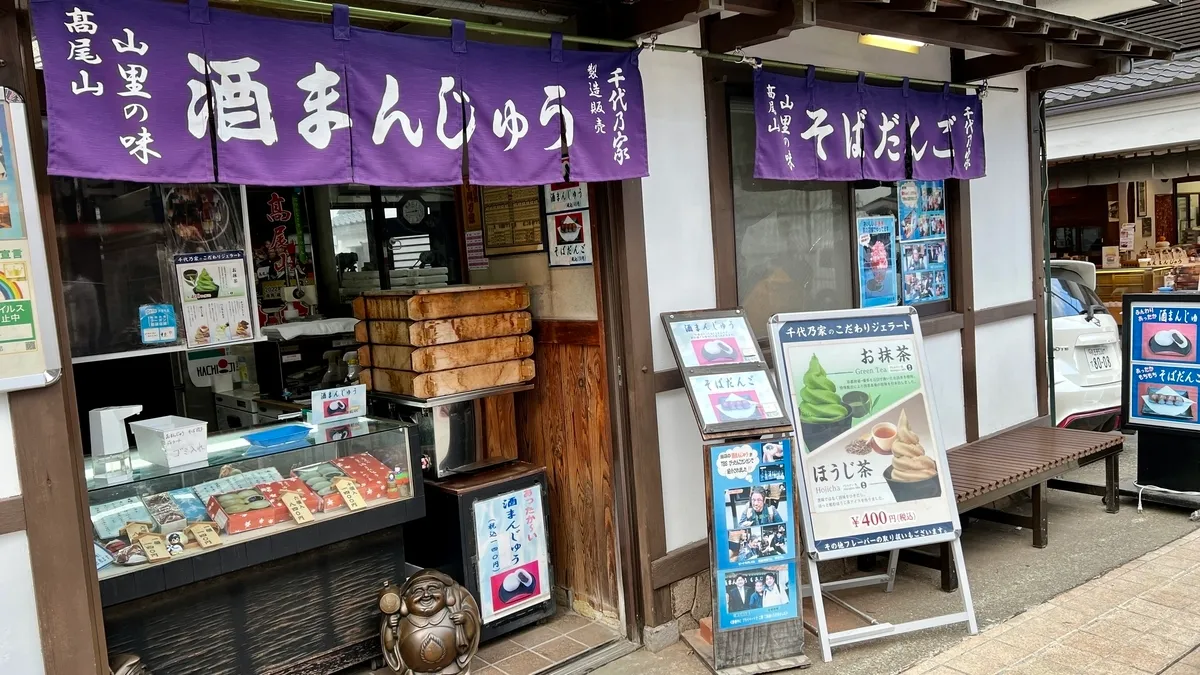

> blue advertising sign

[
  {"left": 138, "top": 304, "right": 177, "bottom": 344},
  {"left": 855, "top": 216, "right": 898, "bottom": 309},
  {"left": 710, "top": 439, "right": 799, "bottom": 630},
  {"left": 1127, "top": 301, "right": 1200, "bottom": 432}
]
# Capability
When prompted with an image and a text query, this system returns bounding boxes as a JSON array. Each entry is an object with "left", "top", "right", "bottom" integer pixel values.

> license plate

[{"left": 1086, "top": 346, "right": 1114, "bottom": 371}]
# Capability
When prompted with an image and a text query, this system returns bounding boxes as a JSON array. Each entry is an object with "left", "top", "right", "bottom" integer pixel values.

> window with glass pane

[
  {"left": 730, "top": 99, "right": 854, "bottom": 332},
  {"left": 51, "top": 179, "right": 246, "bottom": 360},
  {"left": 855, "top": 180, "right": 951, "bottom": 311}
]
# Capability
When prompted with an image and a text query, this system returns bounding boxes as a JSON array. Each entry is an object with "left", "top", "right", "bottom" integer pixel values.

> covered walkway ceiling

[{"left": 611, "top": 0, "right": 1180, "bottom": 89}]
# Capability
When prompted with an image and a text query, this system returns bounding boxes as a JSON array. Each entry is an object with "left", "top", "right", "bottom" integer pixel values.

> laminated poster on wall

[
  {"left": 1127, "top": 301, "right": 1200, "bottom": 433},
  {"left": 710, "top": 438, "right": 799, "bottom": 631},
  {"left": 855, "top": 216, "right": 898, "bottom": 308},
  {"left": 667, "top": 314, "right": 762, "bottom": 368},
  {"left": 771, "top": 309, "right": 958, "bottom": 557},
  {"left": 897, "top": 180, "right": 950, "bottom": 305},
  {"left": 473, "top": 485, "right": 551, "bottom": 623},
  {"left": 546, "top": 210, "right": 593, "bottom": 267},
  {"left": 0, "top": 94, "right": 59, "bottom": 393},
  {"left": 174, "top": 251, "right": 255, "bottom": 349}
]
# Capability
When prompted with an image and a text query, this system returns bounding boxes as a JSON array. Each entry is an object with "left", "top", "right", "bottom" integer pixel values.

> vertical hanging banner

[
  {"left": 464, "top": 39, "right": 565, "bottom": 186},
  {"left": 346, "top": 29, "right": 465, "bottom": 187},
  {"left": 203, "top": 8, "right": 353, "bottom": 185},
  {"left": 30, "top": 0, "right": 216, "bottom": 182},
  {"left": 754, "top": 68, "right": 985, "bottom": 182},
  {"left": 559, "top": 50, "right": 649, "bottom": 182},
  {"left": 32, "top": 0, "right": 652, "bottom": 187}
]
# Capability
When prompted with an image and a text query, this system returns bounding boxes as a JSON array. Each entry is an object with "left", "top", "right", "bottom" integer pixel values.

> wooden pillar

[{"left": 0, "top": 3, "right": 109, "bottom": 673}]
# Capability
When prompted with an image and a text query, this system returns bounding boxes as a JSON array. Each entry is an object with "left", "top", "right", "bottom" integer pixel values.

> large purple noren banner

[
  {"left": 754, "top": 69, "right": 986, "bottom": 182},
  {"left": 30, "top": 0, "right": 651, "bottom": 187}
]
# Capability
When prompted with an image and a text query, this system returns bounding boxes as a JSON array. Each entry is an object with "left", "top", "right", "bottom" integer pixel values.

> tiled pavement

[
  {"left": 903, "top": 528, "right": 1200, "bottom": 675},
  {"left": 470, "top": 612, "right": 621, "bottom": 675}
]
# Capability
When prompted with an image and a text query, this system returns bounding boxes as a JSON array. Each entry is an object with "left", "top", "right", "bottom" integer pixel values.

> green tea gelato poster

[
  {"left": 772, "top": 309, "right": 957, "bottom": 557},
  {"left": 174, "top": 251, "right": 255, "bottom": 349}
]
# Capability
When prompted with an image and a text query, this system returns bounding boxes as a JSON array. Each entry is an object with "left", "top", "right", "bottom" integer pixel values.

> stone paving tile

[{"left": 900, "top": 527, "right": 1200, "bottom": 675}]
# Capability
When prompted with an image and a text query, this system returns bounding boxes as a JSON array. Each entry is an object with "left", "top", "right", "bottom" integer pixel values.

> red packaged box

[
  {"left": 291, "top": 462, "right": 352, "bottom": 512},
  {"left": 331, "top": 454, "right": 392, "bottom": 502},
  {"left": 257, "top": 478, "right": 321, "bottom": 523},
  {"left": 205, "top": 488, "right": 279, "bottom": 535}
]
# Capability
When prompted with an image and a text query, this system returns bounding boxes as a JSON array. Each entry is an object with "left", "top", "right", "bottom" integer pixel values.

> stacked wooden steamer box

[{"left": 353, "top": 284, "right": 535, "bottom": 399}]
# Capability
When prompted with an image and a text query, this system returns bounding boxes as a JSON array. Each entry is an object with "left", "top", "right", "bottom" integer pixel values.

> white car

[{"left": 1049, "top": 260, "right": 1121, "bottom": 431}]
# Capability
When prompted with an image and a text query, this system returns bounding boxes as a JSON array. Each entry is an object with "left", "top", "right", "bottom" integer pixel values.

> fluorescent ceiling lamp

[
  {"left": 383, "top": 0, "right": 568, "bottom": 24},
  {"left": 858, "top": 34, "right": 925, "bottom": 54}
]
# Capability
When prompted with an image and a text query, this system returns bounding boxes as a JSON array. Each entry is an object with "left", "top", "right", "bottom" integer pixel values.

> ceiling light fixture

[
  {"left": 858, "top": 34, "right": 925, "bottom": 54},
  {"left": 383, "top": 0, "right": 568, "bottom": 24}
]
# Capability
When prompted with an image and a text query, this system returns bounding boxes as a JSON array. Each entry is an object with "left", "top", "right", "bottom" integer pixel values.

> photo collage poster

[
  {"left": 710, "top": 439, "right": 799, "bottom": 631},
  {"left": 897, "top": 180, "right": 950, "bottom": 305}
]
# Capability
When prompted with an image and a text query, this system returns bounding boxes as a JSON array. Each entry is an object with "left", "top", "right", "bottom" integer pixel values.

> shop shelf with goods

[{"left": 87, "top": 417, "right": 423, "bottom": 675}]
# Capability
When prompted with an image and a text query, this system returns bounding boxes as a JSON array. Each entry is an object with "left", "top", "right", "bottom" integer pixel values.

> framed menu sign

[
  {"left": 663, "top": 309, "right": 763, "bottom": 369},
  {"left": 662, "top": 308, "right": 789, "bottom": 439},
  {"left": 481, "top": 186, "right": 545, "bottom": 257}
]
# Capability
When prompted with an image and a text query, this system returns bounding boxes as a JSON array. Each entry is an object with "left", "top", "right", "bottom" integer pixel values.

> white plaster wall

[
  {"left": 0, "top": 395, "right": 43, "bottom": 674},
  {"left": 976, "top": 316, "right": 1040, "bottom": 435},
  {"left": 656, "top": 391, "right": 708, "bottom": 549},
  {"left": 641, "top": 25, "right": 717, "bottom": 373},
  {"left": 924, "top": 331, "right": 967, "bottom": 449},
  {"left": 0, "top": 395, "right": 20, "bottom": 499},
  {"left": 971, "top": 73, "right": 1033, "bottom": 310},
  {"left": 635, "top": 25, "right": 718, "bottom": 549},
  {"left": 1047, "top": 91, "right": 1200, "bottom": 162},
  {"left": 0, "top": 532, "right": 43, "bottom": 674}
]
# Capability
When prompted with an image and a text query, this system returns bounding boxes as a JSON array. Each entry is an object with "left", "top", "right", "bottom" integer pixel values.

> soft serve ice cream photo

[{"left": 774, "top": 312, "right": 956, "bottom": 553}]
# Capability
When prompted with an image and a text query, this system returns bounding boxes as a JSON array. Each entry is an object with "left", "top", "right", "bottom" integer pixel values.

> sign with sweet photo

[
  {"left": 686, "top": 367, "right": 789, "bottom": 437},
  {"left": 1125, "top": 300, "right": 1200, "bottom": 433},
  {"left": 770, "top": 307, "right": 960, "bottom": 558},
  {"left": 665, "top": 311, "right": 762, "bottom": 368},
  {"left": 472, "top": 486, "right": 551, "bottom": 622}
]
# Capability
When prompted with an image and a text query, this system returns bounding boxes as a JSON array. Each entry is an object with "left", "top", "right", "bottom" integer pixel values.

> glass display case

[{"left": 85, "top": 417, "right": 421, "bottom": 606}]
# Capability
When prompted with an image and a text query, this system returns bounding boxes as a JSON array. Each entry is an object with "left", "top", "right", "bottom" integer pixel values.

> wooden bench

[{"left": 865, "top": 426, "right": 1124, "bottom": 591}]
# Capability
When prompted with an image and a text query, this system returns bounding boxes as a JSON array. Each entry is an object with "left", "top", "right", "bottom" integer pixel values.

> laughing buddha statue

[{"left": 379, "top": 569, "right": 481, "bottom": 675}]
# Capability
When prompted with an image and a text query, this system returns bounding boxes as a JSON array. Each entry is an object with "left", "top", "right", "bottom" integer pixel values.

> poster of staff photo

[{"left": 768, "top": 305, "right": 978, "bottom": 662}]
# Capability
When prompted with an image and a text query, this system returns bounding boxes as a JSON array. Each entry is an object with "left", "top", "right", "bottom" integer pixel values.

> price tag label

[
  {"left": 122, "top": 522, "right": 152, "bottom": 540},
  {"left": 280, "top": 491, "right": 315, "bottom": 524},
  {"left": 138, "top": 534, "right": 171, "bottom": 563},
  {"left": 333, "top": 477, "right": 366, "bottom": 511},
  {"left": 188, "top": 523, "right": 223, "bottom": 549}
]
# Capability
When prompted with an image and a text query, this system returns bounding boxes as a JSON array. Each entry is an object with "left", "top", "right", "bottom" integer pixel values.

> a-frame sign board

[
  {"left": 662, "top": 309, "right": 809, "bottom": 674},
  {"left": 768, "top": 306, "right": 977, "bottom": 662}
]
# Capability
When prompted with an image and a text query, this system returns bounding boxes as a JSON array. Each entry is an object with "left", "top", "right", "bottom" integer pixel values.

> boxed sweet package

[
  {"left": 331, "top": 454, "right": 393, "bottom": 502},
  {"left": 141, "top": 492, "right": 188, "bottom": 534},
  {"left": 291, "top": 462, "right": 352, "bottom": 512},
  {"left": 256, "top": 477, "right": 321, "bottom": 523},
  {"left": 205, "top": 487, "right": 279, "bottom": 535},
  {"left": 193, "top": 467, "right": 283, "bottom": 505},
  {"left": 90, "top": 497, "right": 154, "bottom": 541},
  {"left": 167, "top": 488, "right": 212, "bottom": 524}
]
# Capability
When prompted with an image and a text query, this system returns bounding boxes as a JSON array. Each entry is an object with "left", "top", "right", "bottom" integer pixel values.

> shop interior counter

[{"left": 86, "top": 417, "right": 423, "bottom": 607}]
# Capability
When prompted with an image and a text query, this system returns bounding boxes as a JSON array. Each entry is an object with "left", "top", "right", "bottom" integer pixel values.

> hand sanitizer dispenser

[{"left": 90, "top": 406, "right": 143, "bottom": 457}]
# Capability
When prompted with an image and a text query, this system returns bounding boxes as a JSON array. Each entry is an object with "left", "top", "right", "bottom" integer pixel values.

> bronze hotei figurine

[
  {"left": 110, "top": 653, "right": 150, "bottom": 675},
  {"left": 380, "top": 569, "right": 481, "bottom": 675}
]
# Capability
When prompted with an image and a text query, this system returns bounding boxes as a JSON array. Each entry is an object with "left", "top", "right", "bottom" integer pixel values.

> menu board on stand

[
  {"left": 661, "top": 308, "right": 808, "bottom": 674},
  {"left": 768, "top": 306, "right": 977, "bottom": 662},
  {"left": 1122, "top": 294, "right": 1200, "bottom": 506}
]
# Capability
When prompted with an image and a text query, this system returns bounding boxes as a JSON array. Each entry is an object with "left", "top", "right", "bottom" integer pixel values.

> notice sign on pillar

[
  {"left": 0, "top": 93, "right": 61, "bottom": 393},
  {"left": 545, "top": 182, "right": 592, "bottom": 267}
]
